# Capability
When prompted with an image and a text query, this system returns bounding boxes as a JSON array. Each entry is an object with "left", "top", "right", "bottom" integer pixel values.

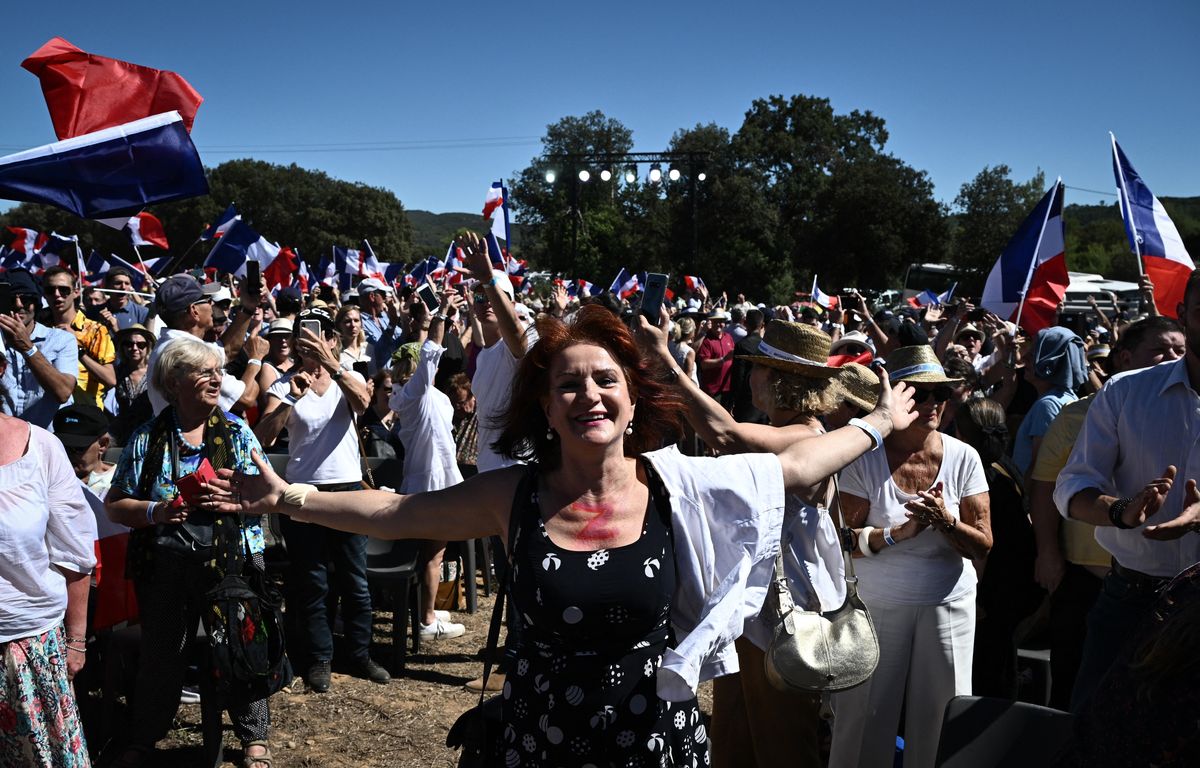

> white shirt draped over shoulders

[{"left": 396, "top": 341, "right": 462, "bottom": 493}]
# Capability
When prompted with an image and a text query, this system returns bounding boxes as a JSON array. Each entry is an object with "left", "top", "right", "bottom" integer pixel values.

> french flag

[
  {"left": 567, "top": 279, "right": 595, "bottom": 299},
  {"left": 483, "top": 181, "right": 510, "bottom": 243},
  {"left": 86, "top": 251, "right": 155, "bottom": 290},
  {"left": 1111, "top": 135, "right": 1195, "bottom": 318},
  {"left": 0, "top": 111, "right": 208, "bottom": 219},
  {"left": 295, "top": 255, "right": 311, "bottom": 294},
  {"left": 810, "top": 276, "right": 837, "bottom": 310},
  {"left": 38, "top": 232, "right": 82, "bottom": 271},
  {"left": 981, "top": 179, "right": 1067, "bottom": 335},
  {"left": 201, "top": 203, "right": 240, "bottom": 241},
  {"left": 684, "top": 275, "right": 706, "bottom": 292},
  {"left": 907, "top": 283, "right": 956, "bottom": 308},
  {"left": 125, "top": 212, "right": 170, "bottom": 249},
  {"left": 609, "top": 268, "right": 640, "bottom": 299},
  {"left": 204, "top": 219, "right": 290, "bottom": 289},
  {"left": 315, "top": 256, "right": 338, "bottom": 288},
  {"left": 360, "top": 240, "right": 382, "bottom": 278},
  {"left": 6, "top": 227, "right": 49, "bottom": 256}
]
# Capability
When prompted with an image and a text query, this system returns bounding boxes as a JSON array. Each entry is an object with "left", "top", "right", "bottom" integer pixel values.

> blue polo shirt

[
  {"left": 2, "top": 322, "right": 79, "bottom": 427},
  {"left": 108, "top": 301, "right": 148, "bottom": 330}
]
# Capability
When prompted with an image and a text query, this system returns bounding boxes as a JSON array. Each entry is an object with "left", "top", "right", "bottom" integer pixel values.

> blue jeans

[
  {"left": 282, "top": 495, "right": 373, "bottom": 667},
  {"left": 1069, "top": 565, "right": 1159, "bottom": 713}
]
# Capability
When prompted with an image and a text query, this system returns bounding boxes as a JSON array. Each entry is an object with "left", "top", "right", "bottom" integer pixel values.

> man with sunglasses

[
  {"left": 0, "top": 268, "right": 78, "bottom": 427},
  {"left": 44, "top": 266, "right": 117, "bottom": 409}
]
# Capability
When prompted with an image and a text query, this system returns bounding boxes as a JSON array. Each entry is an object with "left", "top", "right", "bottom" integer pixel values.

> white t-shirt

[
  {"left": 394, "top": 341, "right": 462, "bottom": 493},
  {"left": 267, "top": 370, "right": 366, "bottom": 485},
  {"left": 0, "top": 426, "right": 97, "bottom": 642},
  {"left": 147, "top": 328, "right": 246, "bottom": 414},
  {"left": 472, "top": 327, "right": 537, "bottom": 473},
  {"left": 840, "top": 434, "right": 988, "bottom": 606}
]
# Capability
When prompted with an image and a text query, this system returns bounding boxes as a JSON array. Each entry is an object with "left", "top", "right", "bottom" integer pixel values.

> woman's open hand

[
  {"left": 205, "top": 451, "right": 288, "bottom": 516},
  {"left": 873, "top": 367, "right": 917, "bottom": 433}
]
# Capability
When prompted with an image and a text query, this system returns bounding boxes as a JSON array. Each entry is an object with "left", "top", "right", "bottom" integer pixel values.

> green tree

[{"left": 951, "top": 165, "right": 1046, "bottom": 290}]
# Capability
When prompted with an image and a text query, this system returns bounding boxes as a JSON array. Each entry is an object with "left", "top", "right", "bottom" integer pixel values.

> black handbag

[{"left": 445, "top": 469, "right": 530, "bottom": 767}]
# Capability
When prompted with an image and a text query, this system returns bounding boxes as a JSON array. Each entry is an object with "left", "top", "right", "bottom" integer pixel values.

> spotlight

[
  {"left": 697, "top": 172, "right": 707, "bottom": 181},
  {"left": 545, "top": 170, "right": 556, "bottom": 183},
  {"left": 648, "top": 164, "right": 662, "bottom": 183},
  {"left": 668, "top": 167, "right": 681, "bottom": 181},
  {"left": 578, "top": 169, "right": 591, "bottom": 182},
  {"left": 624, "top": 167, "right": 637, "bottom": 183},
  {"left": 599, "top": 169, "right": 612, "bottom": 181}
]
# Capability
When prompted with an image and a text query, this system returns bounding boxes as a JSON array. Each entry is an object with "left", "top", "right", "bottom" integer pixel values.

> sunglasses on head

[
  {"left": 45, "top": 285, "right": 73, "bottom": 297},
  {"left": 911, "top": 386, "right": 953, "bottom": 404}
]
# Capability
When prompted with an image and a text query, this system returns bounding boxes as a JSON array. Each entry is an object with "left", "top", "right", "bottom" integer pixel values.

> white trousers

[{"left": 828, "top": 592, "right": 976, "bottom": 768}]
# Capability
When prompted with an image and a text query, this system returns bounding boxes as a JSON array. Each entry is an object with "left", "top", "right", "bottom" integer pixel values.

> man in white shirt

[
  {"left": 1054, "top": 268, "right": 1200, "bottom": 712},
  {"left": 146, "top": 274, "right": 268, "bottom": 415}
]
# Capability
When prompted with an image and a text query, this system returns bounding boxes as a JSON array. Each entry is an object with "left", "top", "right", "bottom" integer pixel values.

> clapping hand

[
  {"left": 905, "top": 482, "right": 953, "bottom": 529},
  {"left": 1142, "top": 472, "right": 1200, "bottom": 540},
  {"left": 1116, "top": 466, "right": 1176, "bottom": 531}
]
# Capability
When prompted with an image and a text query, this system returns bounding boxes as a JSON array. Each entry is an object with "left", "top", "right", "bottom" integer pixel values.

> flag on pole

[
  {"left": 483, "top": 181, "right": 510, "bottom": 243},
  {"left": 295, "top": 256, "right": 311, "bottom": 294},
  {"left": 38, "top": 232, "right": 81, "bottom": 271},
  {"left": 1111, "top": 135, "right": 1195, "bottom": 317},
  {"left": 6, "top": 227, "right": 49, "bottom": 256},
  {"left": 683, "top": 275, "right": 706, "bottom": 292},
  {"left": 0, "top": 111, "right": 208, "bottom": 219},
  {"left": 204, "top": 219, "right": 284, "bottom": 283},
  {"left": 907, "top": 283, "right": 957, "bottom": 308},
  {"left": 21, "top": 37, "right": 203, "bottom": 140},
  {"left": 980, "top": 179, "right": 1067, "bottom": 335},
  {"left": 201, "top": 203, "right": 240, "bottom": 240},
  {"left": 124, "top": 212, "right": 169, "bottom": 249},
  {"left": 609, "top": 268, "right": 640, "bottom": 299},
  {"left": 810, "top": 276, "right": 835, "bottom": 310}
]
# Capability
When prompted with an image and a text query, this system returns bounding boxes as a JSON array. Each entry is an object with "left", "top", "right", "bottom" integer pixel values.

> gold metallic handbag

[{"left": 764, "top": 474, "right": 879, "bottom": 693}]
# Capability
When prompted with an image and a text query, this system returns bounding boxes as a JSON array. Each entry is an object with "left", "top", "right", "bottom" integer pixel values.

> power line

[{"left": 1064, "top": 184, "right": 1118, "bottom": 198}]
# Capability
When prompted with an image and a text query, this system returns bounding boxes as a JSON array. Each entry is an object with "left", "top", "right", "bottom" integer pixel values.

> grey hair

[{"left": 152, "top": 337, "right": 223, "bottom": 403}]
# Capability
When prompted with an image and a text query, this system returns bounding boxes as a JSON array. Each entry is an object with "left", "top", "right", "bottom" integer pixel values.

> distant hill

[{"left": 407, "top": 210, "right": 526, "bottom": 258}]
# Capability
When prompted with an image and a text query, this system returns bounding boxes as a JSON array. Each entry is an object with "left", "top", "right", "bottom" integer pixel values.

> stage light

[
  {"left": 697, "top": 172, "right": 707, "bottom": 181},
  {"left": 545, "top": 170, "right": 556, "bottom": 183},
  {"left": 648, "top": 164, "right": 662, "bottom": 183},
  {"left": 578, "top": 169, "right": 591, "bottom": 182},
  {"left": 625, "top": 167, "right": 637, "bottom": 183},
  {"left": 600, "top": 169, "right": 612, "bottom": 181},
  {"left": 668, "top": 167, "right": 681, "bottom": 181}
]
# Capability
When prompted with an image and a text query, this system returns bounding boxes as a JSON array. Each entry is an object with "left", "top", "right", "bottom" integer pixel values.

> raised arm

[{"left": 459, "top": 231, "right": 526, "bottom": 359}]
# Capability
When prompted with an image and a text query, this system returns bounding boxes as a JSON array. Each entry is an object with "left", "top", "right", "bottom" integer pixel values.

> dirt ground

[{"left": 111, "top": 593, "right": 714, "bottom": 767}]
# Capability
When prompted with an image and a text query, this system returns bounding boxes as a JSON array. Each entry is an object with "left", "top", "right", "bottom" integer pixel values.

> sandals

[{"left": 243, "top": 740, "right": 273, "bottom": 768}]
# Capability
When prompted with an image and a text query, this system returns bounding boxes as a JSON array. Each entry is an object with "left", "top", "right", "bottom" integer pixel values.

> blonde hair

[
  {"left": 765, "top": 368, "right": 843, "bottom": 417},
  {"left": 335, "top": 304, "right": 367, "bottom": 349}
]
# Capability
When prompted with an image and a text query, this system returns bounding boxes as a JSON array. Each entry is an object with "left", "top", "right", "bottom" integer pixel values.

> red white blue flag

[
  {"left": 6, "top": 227, "right": 48, "bottom": 256},
  {"left": 483, "top": 181, "right": 509, "bottom": 243},
  {"left": 1111, "top": 135, "right": 1195, "bottom": 318},
  {"left": 201, "top": 203, "right": 240, "bottom": 241},
  {"left": 980, "top": 179, "right": 1067, "bottom": 334}
]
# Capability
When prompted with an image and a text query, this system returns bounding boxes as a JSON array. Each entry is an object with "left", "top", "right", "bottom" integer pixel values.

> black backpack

[{"left": 201, "top": 516, "right": 292, "bottom": 697}]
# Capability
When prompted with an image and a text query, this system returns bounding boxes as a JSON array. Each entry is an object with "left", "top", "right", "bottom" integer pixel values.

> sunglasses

[
  {"left": 45, "top": 285, "right": 73, "bottom": 297},
  {"left": 122, "top": 340, "right": 149, "bottom": 350},
  {"left": 14, "top": 294, "right": 40, "bottom": 307},
  {"left": 473, "top": 293, "right": 490, "bottom": 305},
  {"left": 911, "top": 386, "right": 953, "bottom": 404}
]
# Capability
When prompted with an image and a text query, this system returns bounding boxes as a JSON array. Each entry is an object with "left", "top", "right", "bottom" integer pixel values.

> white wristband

[
  {"left": 246, "top": 358, "right": 262, "bottom": 368},
  {"left": 858, "top": 526, "right": 877, "bottom": 557},
  {"left": 883, "top": 527, "right": 896, "bottom": 547},
  {"left": 145, "top": 501, "right": 156, "bottom": 525},
  {"left": 848, "top": 417, "right": 883, "bottom": 451}
]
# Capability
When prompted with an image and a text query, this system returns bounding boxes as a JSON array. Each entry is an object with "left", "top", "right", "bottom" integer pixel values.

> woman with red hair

[{"left": 208, "top": 305, "right": 914, "bottom": 766}]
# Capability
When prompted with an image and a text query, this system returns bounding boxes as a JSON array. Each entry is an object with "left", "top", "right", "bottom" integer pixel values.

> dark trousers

[
  {"left": 1069, "top": 565, "right": 1158, "bottom": 713},
  {"left": 1048, "top": 563, "right": 1103, "bottom": 710},
  {"left": 281, "top": 494, "right": 373, "bottom": 667}
]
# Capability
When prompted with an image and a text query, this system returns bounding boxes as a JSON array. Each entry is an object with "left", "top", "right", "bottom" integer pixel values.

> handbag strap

[
  {"left": 474, "top": 467, "right": 532, "bottom": 707},
  {"left": 771, "top": 473, "right": 860, "bottom": 619},
  {"left": 343, "top": 389, "right": 376, "bottom": 488}
]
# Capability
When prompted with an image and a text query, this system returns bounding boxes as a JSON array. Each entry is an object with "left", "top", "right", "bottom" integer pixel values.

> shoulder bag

[{"left": 763, "top": 473, "right": 879, "bottom": 693}]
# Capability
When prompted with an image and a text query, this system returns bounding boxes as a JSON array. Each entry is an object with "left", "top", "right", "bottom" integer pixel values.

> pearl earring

[
  {"left": 546, "top": 427, "right": 555, "bottom": 440},
  {"left": 625, "top": 421, "right": 634, "bottom": 436}
]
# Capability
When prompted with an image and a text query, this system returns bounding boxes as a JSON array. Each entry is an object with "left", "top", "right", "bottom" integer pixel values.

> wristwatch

[
  {"left": 1108, "top": 497, "right": 1135, "bottom": 529},
  {"left": 331, "top": 368, "right": 344, "bottom": 382},
  {"left": 240, "top": 304, "right": 257, "bottom": 316}
]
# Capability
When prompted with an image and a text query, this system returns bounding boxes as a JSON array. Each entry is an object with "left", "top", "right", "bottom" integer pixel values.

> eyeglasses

[
  {"left": 122, "top": 341, "right": 149, "bottom": 350},
  {"left": 45, "top": 285, "right": 73, "bottom": 297},
  {"left": 190, "top": 367, "right": 223, "bottom": 381},
  {"left": 911, "top": 386, "right": 953, "bottom": 404}
]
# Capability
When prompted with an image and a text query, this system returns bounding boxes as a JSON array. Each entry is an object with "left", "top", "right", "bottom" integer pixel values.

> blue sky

[{"left": 3, "top": 0, "right": 1197, "bottom": 215}]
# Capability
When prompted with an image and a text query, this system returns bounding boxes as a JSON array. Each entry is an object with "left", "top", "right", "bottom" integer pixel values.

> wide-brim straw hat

[
  {"left": 116, "top": 323, "right": 156, "bottom": 346},
  {"left": 737, "top": 320, "right": 839, "bottom": 379},
  {"left": 885, "top": 345, "right": 963, "bottom": 385},
  {"left": 837, "top": 362, "right": 880, "bottom": 412}
]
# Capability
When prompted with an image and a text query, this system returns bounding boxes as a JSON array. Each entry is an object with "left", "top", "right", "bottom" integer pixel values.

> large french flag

[
  {"left": 21, "top": 37, "right": 203, "bottom": 141},
  {"left": 1111, "top": 135, "right": 1195, "bottom": 318},
  {"left": 0, "top": 111, "right": 208, "bottom": 219},
  {"left": 981, "top": 179, "right": 1067, "bottom": 335},
  {"left": 483, "top": 181, "right": 510, "bottom": 243}
]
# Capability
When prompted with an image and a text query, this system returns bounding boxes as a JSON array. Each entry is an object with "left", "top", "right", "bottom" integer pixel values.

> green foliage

[
  {"left": 0, "top": 159, "right": 413, "bottom": 272},
  {"left": 950, "top": 165, "right": 1047, "bottom": 292}
]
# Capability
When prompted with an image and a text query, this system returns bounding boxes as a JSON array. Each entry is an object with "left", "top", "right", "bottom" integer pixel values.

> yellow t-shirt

[
  {"left": 1031, "top": 396, "right": 1110, "bottom": 567},
  {"left": 69, "top": 313, "right": 116, "bottom": 409}
]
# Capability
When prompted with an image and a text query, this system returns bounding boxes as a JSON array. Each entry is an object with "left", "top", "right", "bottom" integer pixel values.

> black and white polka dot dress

[{"left": 499, "top": 477, "right": 709, "bottom": 768}]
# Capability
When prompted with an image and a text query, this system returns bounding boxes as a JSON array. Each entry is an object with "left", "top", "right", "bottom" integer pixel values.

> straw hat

[
  {"left": 737, "top": 320, "right": 838, "bottom": 379},
  {"left": 266, "top": 318, "right": 295, "bottom": 336},
  {"left": 116, "top": 323, "right": 156, "bottom": 346},
  {"left": 837, "top": 362, "right": 880, "bottom": 412},
  {"left": 955, "top": 323, "right": 984, "bottom": 342},
  {"left": 885, "top": 345, "right": 963, "bottom": 385}
]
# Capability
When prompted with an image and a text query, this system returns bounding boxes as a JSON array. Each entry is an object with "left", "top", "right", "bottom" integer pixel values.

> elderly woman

[
  {"left": 253, "top": 307, "right": 385, "bottom": 692},
  {"left": 208, "top": 305, "right": 915, "bottom": 766},
  {"left": 643, "top": 318, "right": 912, "bottom": 768},
  {"left": 829, "top": 345, "right": 993, "bottom": 768},
  {"left": 0, "top": 404, "right": 96, "bottom": 768},
  {"left": 104, "top": 337, "right": 271, "bottom": 768}
]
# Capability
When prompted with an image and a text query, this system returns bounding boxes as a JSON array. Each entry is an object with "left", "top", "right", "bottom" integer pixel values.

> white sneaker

[
  {"left": 434, "top": 609, "right": 452, "bottom": 622},
  {"left": 419, "top": 618, "right": 466, "bottom": 640},
  {"left": 179, "top": 685, "right": 201, "bottom": 705}
]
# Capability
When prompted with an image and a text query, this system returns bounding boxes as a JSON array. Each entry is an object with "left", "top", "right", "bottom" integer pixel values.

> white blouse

[
  {"left": 394, "top": 341, "right": 463, "bottom": 494},
  {"left": 0, "top": 426, "right": 97, "bottom": 642}
]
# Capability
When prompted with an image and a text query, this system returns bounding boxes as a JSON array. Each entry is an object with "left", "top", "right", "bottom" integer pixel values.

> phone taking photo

[
  {"left": 245, "top": 259, "right": 261, "bottom": 295},
  {"left": 639, "top": 273, "right": 669, "bottom": 323},
  {"left": 416, "top": 278, "right": 440, "bottom": 313},
  {"left": 300, "top": 319, "right": 322, "bottom": 338}
]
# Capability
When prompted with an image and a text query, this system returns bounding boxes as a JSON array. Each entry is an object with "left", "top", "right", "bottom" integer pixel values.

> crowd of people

[{"left": 2, "top": 239, "right": 1199, "bottom": 767}]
